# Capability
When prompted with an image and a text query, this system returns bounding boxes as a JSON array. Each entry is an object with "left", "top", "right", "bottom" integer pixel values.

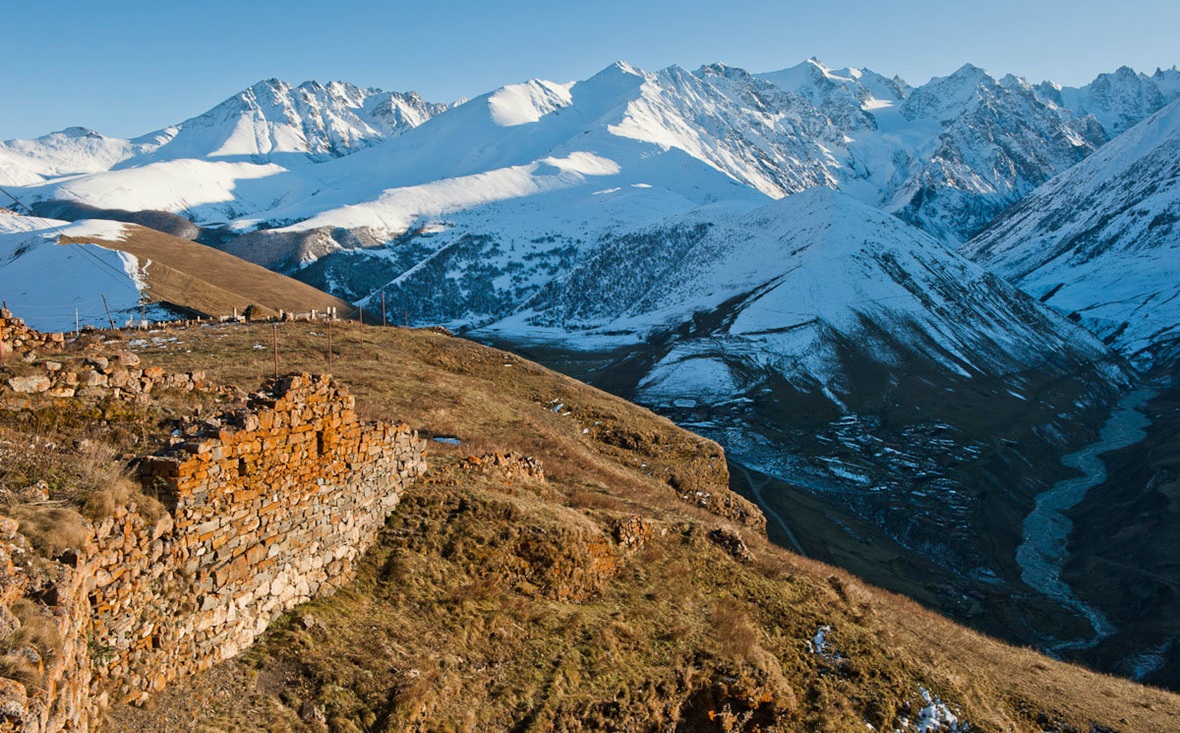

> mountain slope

[
  {"left": 52, "top": 317, "right": 1176, "bottom": 733},
  {"left": 0, "top": 210, "right": 349, "bottom": 329},
  {"left": 962, "top": 98, "right": 1180, "bottom": 365}
]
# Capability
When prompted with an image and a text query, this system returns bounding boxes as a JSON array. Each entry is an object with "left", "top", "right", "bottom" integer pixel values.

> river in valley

[{"left": 1015, "top": 387, "right": 1154, "bottom": 652}]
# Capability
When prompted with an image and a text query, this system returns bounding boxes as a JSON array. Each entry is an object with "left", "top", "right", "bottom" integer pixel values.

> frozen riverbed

[{"left": 1015, "top": 388, "right": 1153, "bottom": 651}]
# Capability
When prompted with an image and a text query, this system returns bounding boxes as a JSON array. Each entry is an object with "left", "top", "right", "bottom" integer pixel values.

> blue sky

[{"left": 4, "top": 0, "right": 1177, "bottom": 139}]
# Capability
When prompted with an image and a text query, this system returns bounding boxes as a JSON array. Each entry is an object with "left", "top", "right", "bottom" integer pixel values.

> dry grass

[
  {"left": 0, "top": 374, "right": 182, "bottom": 555},
  {"left": 61, "top": 225, "right": 351, "bottom": 319},
  {"left": 37, "top": 320, "right": 1179, "bottom": 733},
  {"left": 135, "top": 321, "right": 753, "bottom": 531}
]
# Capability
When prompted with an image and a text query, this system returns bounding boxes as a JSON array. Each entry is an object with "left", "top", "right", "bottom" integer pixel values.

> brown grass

[
  {"left": 60, "top": 225, "right": 351, "bottom": 319},
  {"left": 41, "top": 320, "right": 1180, "bottom": 733},
  {"left": 0, "top": 380, "right": 173, "bottom": 555}
]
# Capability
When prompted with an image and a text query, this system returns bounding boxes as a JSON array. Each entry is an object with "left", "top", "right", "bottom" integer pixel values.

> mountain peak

[
  {"left": 599, "top": 60, "right": 644, "bottom": 78},
  {"left": 55, "top": 126, "right": 104, "bottom": 139},
  {"left": 946, "top": 63, "right": 990, "bottom": 82}
]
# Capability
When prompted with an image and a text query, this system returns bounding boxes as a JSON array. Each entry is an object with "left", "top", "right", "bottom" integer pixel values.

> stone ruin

[{"left": 0, "top": 311, "right": 427, "bottom": 732}]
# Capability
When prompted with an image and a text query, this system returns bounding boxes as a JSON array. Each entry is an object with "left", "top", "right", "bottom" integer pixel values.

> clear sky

[{"left": 4, "top": 0, "right": 1177, "bottom": 140}]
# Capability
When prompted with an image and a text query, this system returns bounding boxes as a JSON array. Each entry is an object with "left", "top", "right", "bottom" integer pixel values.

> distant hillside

[{"left": 0, "top": 210, "right": 350, "bottom": 330}]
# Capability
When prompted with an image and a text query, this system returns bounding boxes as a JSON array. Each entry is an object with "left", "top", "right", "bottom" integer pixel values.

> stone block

[{"left": 7, "top": 374, "right": 51, "bottom": 393}]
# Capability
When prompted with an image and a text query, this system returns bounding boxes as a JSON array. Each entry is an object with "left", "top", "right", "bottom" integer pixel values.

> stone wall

[
  {"left": 0, "top": 309, "right": 64, "bottom": 362},
  {"left": 0, "top": 313, "right": 428, "bottom": 730},
  {"left": 96, "top": 373, "right": 426, "bottom": 704},
  {"left": 0, "top": 519, "right": 95, "bottom": 733}
]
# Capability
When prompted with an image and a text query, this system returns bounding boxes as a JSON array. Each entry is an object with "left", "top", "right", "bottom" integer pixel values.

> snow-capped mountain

[
  {"left": 962, "top": 98, "right": 1180, "bottom": 366},
  {"left": 5, "top": 60, "right": 1165, "bottom": 247},
  {"left": 1035, "top": 65, "right": 1180, "bottom": 135},
  {"left": 131, "top": 79, "right": 449, "bottom": 163},
  {"left": 0, "top": 127, "right": 151, "bottom": 186},
  {"left": 889, "top": 64, "right": 1106, "bottom": 243},
  {"left": 0, "top": 79, "right": 447, "bottom": 190}
]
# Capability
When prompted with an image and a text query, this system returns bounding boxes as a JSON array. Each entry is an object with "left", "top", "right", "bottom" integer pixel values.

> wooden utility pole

[
  {"left": 100, "top": 294, "right": 115, "bottom": 329},
  {"left": 381, "top": 293, "right": 387, "bottom": 327},
  {"left": 358, "top": 305, "right": 364, "bottom": 326}
]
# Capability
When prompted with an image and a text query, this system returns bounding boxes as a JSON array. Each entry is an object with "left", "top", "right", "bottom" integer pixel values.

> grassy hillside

[
  {"left": 71, "top": 320, "right": 1176, "bottom": 733},
  {"left": 60, "top": 224, "right": 351, "bottom": 319}
]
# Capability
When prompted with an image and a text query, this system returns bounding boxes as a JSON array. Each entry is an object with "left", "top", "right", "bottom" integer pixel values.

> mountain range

[{"left": 3, "top": 57, "right": 1180, "bottom": 689}]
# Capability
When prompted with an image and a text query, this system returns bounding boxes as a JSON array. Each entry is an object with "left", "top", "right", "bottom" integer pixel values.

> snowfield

[{"left": 0, "top": 213, "right": 154, "bottom": 331}]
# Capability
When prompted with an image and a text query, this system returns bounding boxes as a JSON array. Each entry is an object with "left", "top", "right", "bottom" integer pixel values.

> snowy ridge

[
  {"left": 963, "top": 98, "right": 1180, "bottom": 364},
  {"left": 5, "top": 60, "right": 1167, "bottom": 247},
  {"left": 1035, "top": 65, "right": 1180, "bottom": 135},
  {"left": 0, "top": 211, "right": 153, "bottom": 331},
  {"left": 489, "top": 189, "right": 1117, "bottom": 402},
  {"left": 0, "top": 127, "right": 152, "bottom": 186}
]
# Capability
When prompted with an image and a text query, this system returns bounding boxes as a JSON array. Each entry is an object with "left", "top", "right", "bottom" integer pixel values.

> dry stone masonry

[
  {"left": 1, "top": 311, "right": 220, "bottom": 405},
  {"left": 0, "top": 313, "right": 428, "bottom": 732}
]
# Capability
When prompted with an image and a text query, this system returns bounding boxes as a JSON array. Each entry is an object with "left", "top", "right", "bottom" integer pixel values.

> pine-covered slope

[{"left": 494, "top": 188, "right": 1117, "bottom": 390}]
